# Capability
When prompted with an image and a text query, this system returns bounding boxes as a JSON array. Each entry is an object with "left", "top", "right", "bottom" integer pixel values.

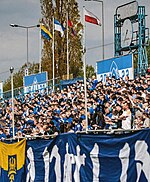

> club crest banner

[{"left": 0, "top": 139, "right": 26, "bottom": 182}]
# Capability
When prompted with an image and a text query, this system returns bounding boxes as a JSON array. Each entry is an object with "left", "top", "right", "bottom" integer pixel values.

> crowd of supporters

[{"left": 0, "top": 73, "right": 150, "bottom": 140}]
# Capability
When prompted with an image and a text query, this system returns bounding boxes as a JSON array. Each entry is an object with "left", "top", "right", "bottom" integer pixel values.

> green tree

[
  {"left": 86, "top": 64, "right": 95, "bottom": 79},
  {"left": 40, "top": 0, "right": 83, "bottom": 80},
  {"left": 3, "top": 63, "right": 39, "bottom": 92}
]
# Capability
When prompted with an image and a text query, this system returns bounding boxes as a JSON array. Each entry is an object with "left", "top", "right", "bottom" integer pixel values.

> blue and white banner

[
  {"left": 96, "top": 54, "right": 134, "bottom": 82},
  {"left": 26, "top": 129, "right": 150, "bottom": 182},
  {"left": 23, "top": 72, "right": 47, "bottom": 94},
  {"left": 0, "top": 82, "right": 3, "bottom": 98}
]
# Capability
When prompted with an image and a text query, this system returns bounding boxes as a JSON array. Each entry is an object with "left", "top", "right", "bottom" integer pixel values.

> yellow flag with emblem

[{"left": 0, "top": 139, "right": 26, "bottom": 182}]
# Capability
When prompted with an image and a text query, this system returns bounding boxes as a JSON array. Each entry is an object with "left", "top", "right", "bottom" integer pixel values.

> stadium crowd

[{"left": 0, "top": 73, "right": 150, "bottom": 140}]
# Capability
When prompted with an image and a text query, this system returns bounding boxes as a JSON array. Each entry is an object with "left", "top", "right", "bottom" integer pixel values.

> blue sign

[
  {"left": 0, "top": 82, "right": 3, "bottom": 98},
  {"left": 25, "top": 130, "right": 150, "bottom": 182},
  {"left": 23, "top": 72, "right": 47, "bottom": 94},
  {"left": 97, "top": 54, "right": 134, "bottom": 82}
]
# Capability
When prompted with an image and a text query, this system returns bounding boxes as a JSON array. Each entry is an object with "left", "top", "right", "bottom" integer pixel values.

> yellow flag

[{"left": 0, "top": 139, "right": 26, "bottom": 181}]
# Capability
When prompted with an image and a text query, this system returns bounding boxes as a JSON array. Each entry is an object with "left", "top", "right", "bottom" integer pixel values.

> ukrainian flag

[
  {"left": 0, "top": 139, "right": 26, "bottom": 182},
  {"left": 41, "top": 24, "right": 53, "bottom": 41}
]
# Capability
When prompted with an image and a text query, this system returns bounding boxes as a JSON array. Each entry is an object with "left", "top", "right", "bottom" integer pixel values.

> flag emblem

[{"left": 0, "top": 139, "right": 26, "bottom": 182}]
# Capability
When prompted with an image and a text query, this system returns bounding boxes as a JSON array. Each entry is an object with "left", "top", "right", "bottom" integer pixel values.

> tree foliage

[
  {"left": 40, "top": 0, "right": 83, "bottom": 80},
  {"left": 86, "top": 65, "right": 95, "bottom": 79},
  {"left": 3, "top": 63, "right": 39, "bottom": 92},
  {"left": 3, "top": 0, "right": 84, "bottom": 92}
]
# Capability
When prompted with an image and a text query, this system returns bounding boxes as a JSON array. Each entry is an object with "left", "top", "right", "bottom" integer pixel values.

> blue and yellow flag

[
  {"left": 40, "top": 24, "right": 53, "bottom": 40},
  {"left": 0, "top": 139, "right": 26, "bottom": 182}
]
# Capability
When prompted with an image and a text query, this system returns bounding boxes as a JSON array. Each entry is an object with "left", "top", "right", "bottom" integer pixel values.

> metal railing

[
  {"left": 2, "top": 77, "right": 60, "bottom": 100},
  {"left": 1, "top": 128, "right": 147, "bottom": 142}
]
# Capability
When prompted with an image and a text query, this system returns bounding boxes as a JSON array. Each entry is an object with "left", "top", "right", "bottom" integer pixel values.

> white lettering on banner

[
  {"left": 42, "top": 143, "right": 86, "bottom": 182},
  {"left": 63, "top": 144, "right": 86, "bottom": 182},
  {"left": 63, "top": 143, "right": 72, "bottom": 182},
  {"left": 43, "top": 147, "right": 50, "bottom": 182},
  {"left": 90, "top": 143, "right": 100, "bottom": 181},
  {"left": 24, "top": 83, "right": 47, "bottom": 94},
  {"left": 27, "top": 140, "right": 150, "bottom": 181},
  {"left": 119, "top": 143, "right": 130, "bottom": 182},
  {"left": 49, "top": 145, "right": 61, "bottom": 182},
  {"left": 72, "top": 145, "right": 86, "bottom": 182},
  {"left": 26, "top": 147, "right": 35, "bottom": 182},
  {"left": 97, "top": 68, "right": 132, "bottom": 82},
  {"left": 135, "top": 141, "right": 150, "bottom": 182}
]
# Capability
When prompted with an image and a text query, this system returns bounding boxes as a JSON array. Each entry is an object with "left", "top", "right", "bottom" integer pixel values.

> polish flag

[
  {"left": 68, "top": 18, "right": 76, "bottom": 36},
  {"left": 85, "top": 8, "right": 101, "bottom": 26}
]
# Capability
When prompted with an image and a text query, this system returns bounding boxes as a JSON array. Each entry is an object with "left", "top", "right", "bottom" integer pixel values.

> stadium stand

[{"left": 0, "top": 74, "right": 150, "bottom": 140}]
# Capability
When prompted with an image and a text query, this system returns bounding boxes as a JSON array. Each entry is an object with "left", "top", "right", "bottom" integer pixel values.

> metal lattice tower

[
  {"left": 114, "top": 1, "right": 149, "bottom": 76},
  {"left": 137, "top": 6, "right": 148, "bottom": 75}
]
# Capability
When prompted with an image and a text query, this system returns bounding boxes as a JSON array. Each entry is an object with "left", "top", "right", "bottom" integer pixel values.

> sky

[{"left": 0, "top": 0, "right": 149, "bottom": 82}]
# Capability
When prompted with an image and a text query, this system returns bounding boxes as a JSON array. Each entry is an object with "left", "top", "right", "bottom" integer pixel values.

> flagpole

[
  {"left": 83, "top": 6, "right": 88, "bottom": 133},
  {"left": 67, "top": 11, "right": 69, "bottom": 80},
  {"left": 39, "top": 24, "right": 42, "bottom": 73},
  {"left": 52, "top": 17, "right": 55, "bottom": 91}
]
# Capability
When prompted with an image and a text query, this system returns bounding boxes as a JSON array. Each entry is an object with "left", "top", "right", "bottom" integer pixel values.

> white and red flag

[{"left": 85, "top": 8, "right": 101, "bottom": 26}]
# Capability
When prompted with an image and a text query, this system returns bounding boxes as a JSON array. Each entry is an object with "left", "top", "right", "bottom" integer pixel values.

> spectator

[
  {"left": 0, "top": 74, "right": 150, "bottom": 138},
  {"left": 143, "top": 113, "right": 150, "bottom": 128},
  {"left": 120, "top": 102, "right": 132, "bottom": 130},
  {"left": 0, "top": 128, "right": 6, "bottom": 140}
]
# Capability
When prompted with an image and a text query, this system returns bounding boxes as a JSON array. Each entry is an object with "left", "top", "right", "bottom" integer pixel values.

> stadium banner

[
  {"left": 23, "top": 72, "right": 48, "bottom": 94},
  {"left": 96, "top": 54, "right": 134, "bottom": 82},
  {"left": 26, "top": 130, "right": 150, "bottom": 182},
  {"left": 0, "top": 139, "right": 26, "bottom": 182},
  {"left": 0, "top": 82, "right": 3, "bottom": 98}
]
